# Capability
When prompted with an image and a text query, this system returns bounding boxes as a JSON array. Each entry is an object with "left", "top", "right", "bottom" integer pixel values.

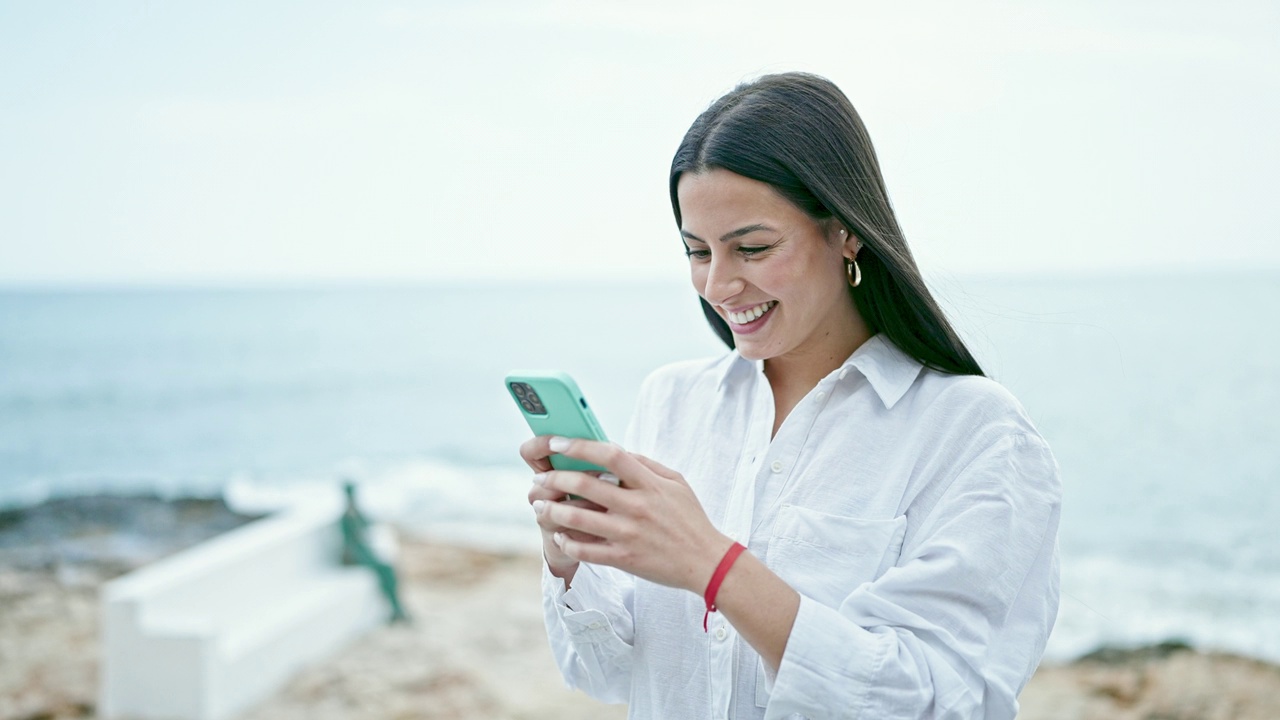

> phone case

[{"left": 505, "top": 371, "right": 609, "bottom": 473}]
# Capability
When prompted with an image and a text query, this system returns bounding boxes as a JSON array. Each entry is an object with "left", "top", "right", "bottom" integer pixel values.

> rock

[
  {"left": 0, "top": 495, "right": 262, "bottom": 575},
  {"left": 1077, "top": 639, "right": 1196, "bottom": 666},
  {"left": 1020, "top": 643, "right": 1280, "bottom": 720}
]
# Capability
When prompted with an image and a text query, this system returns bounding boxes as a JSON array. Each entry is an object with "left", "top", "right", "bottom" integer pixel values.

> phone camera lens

[{"left": 512, "top": 383, "right": 546, "bottom": 414}]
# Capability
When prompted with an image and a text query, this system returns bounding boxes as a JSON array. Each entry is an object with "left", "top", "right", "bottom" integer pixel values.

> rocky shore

[{"left": 3, "top": 496, "right": 1279, "bottom": 719}]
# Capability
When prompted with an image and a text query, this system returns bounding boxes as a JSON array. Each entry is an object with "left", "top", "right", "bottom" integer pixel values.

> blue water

[
  {"left": 2, "top": 273, "right": 1278, "bottom": 661},
  {"left": 0, "top": 282, "right": 721, "bottom": 496}
]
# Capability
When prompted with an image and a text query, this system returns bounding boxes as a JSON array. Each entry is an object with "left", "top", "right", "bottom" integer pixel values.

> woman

[{"left": 523, "top": 72, "right": 1060, "bottom": 719}]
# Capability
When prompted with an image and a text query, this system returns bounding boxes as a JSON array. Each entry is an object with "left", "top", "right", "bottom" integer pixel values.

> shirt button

[
  {"left": 770, "top": 461, "right": 783, "bottom": 473},
  {"left": 839, "top": 368, "right": 849, "bottom": 380},
  {"left": 588, "top": 621, "right": 603, "bottom": 630},
  {"left": 815, "top": 391, "right": 826, "bottom": 401},
  {"left": 714, "top": 626, "right": 728, "bottom": 641}
]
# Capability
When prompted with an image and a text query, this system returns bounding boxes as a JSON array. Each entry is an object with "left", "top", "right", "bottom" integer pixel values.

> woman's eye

[
  {"left": 684, "top": 248, "right": 711, "bottom": 260},
  {"left": 739, "top": 246, "right": 769, "bottom": 256}
]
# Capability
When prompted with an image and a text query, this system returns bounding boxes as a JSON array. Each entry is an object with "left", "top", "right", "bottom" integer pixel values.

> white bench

[{"left": 99, "top": 497, "right": 388, "bottom": 720}]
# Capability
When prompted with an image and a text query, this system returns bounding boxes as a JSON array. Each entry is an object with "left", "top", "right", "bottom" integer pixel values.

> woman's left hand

[{"left": 533, "top": 436, "right": 734, "bottom": 594}]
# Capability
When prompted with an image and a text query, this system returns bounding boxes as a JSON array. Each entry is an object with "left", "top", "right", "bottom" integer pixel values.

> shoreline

[{"left": 3, "top": 496, "right": 1279, "bottom": 718}]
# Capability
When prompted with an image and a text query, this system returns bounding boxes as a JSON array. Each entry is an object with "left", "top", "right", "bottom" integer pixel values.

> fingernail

[
  {"left": 552, "top": 531, "right": 565, "bottom": 546},
  {"left": 532, "top": 472, "right": 547, "bottom": 485},
  {"left": 532, "top": 500, "right": 546, "bottom": 514},
  {"left": 548, "top": 437, "right": 570, "bottom": 452}
]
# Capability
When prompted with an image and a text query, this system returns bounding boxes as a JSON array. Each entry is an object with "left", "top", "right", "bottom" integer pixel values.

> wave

[
  {"left": 0, "top": 457, "right": 544, "bottom": 553},
  {"left": 1048, "top": 553, "right": 1280, "bottom": 665}
]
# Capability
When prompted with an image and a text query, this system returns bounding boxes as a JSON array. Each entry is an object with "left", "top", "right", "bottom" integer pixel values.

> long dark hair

[{"left": 669, "top": 72, "right": 983, "bottom": 377}]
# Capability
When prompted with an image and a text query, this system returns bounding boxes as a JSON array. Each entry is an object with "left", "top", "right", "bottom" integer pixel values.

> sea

[{"left": 1, "top": 272, "right": 1277, "bottom": 664}]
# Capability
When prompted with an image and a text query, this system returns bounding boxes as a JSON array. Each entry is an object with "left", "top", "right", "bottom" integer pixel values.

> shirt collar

[
  {"left": 717, "top": 333, "right": 923, "bottom": 410},
  {"left": 840, "top": 334, "right": 924, "bottom": 410}
]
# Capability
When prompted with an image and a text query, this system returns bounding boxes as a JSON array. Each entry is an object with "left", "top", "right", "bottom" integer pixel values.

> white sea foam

[
  {"left": 1047, "top": 552, "right": 1280, "bottom": 663},
  {"left": 222, "top": 459, "right": 544, "bottom": 554}
]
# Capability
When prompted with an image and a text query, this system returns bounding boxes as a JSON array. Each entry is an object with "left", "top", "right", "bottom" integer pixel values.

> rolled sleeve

[
  {"left": 541, "top": 560, "right": 636, "bottom": 703},
  {"left": 765, "top": 433, "right": 1061, "bottom": 719},
  {"left": 767, "top": 595, "right": 891, "bottom": 718}
]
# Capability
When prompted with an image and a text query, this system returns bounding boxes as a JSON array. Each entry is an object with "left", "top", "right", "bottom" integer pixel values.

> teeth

[{"left": 728, "top": 301, "right": 775, "bottom": 324}]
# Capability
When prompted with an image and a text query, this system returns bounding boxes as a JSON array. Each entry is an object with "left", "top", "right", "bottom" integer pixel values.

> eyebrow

[{"left": 680, "top": 223, "right": 777, "bottom": 243}]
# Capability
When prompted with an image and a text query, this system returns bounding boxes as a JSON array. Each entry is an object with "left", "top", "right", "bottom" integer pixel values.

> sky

[{"left": 1, "top": 0, "right": 1277, "bottom": 286}]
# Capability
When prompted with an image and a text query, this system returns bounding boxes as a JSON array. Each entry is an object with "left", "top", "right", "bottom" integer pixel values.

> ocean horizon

[{"left": 2, "top": 270, "right": 1277, "bottom": 664}]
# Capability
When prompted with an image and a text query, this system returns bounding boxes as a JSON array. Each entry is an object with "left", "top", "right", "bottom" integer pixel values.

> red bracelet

[{"left": 703, "top": 541, "right": 747, "bottom": 632}]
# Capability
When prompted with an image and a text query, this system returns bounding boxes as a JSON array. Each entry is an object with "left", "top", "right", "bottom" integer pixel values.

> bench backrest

[{"left": 103, "top": 496, "right": 347, "bottom": 629}]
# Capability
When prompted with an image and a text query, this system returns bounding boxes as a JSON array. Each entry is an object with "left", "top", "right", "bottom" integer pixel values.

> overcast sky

[{"left": 2, "top": 1, "right": 1277, "bottom": 286}]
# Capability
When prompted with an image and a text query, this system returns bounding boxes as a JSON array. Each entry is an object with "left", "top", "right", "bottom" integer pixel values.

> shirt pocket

[
  {"left": 765, "top": 505, "right": 908, "bottom": 609},
  {"left": 755, "top": 507, "right": 908, "bottom": 710}
]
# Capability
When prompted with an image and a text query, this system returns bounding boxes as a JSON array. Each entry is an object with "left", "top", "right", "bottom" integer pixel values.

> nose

[{"left": 700, "top": 253, "right": 743, "bottom": 306}]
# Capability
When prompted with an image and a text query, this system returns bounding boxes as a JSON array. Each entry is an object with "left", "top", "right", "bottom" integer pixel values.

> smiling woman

[
  {"left": 670, "top": 74, "right": 983, "bottom": 380},
  {"left": 522, "top": 72, "right": 1061, "bottom": 720},
  {"left": 677, "top": 169, "right": 870, "bottom": 428}
]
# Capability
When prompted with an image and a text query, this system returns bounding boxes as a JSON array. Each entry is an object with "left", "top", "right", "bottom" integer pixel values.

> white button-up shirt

[{"left": 542, "top": 334, "right": 1061, "bottom": 719}]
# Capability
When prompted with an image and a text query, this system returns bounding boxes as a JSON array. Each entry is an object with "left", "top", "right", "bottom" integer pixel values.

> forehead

[{"left": 677, "top": 169, "right": 809, "bottom": 234}]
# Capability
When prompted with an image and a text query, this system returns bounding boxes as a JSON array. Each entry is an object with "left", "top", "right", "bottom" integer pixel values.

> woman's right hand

[{"left": 521, "top": 435, "right": 604, "bottom": 584}]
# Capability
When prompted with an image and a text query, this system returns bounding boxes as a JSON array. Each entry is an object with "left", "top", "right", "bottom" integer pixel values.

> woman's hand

[
  {"left": 527, "top": 435, "right": 800, "bottom": 670},
  {"left": 530, "top": 436, "right": 734, "bottom": 594},
  {"left": 521, "top": 435, "right": 602, "bottom": 582}
]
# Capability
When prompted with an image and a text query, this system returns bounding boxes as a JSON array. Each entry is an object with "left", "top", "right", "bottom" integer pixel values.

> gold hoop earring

[{"left": 846, "top": 258, "right": 862, "bottom": 288}]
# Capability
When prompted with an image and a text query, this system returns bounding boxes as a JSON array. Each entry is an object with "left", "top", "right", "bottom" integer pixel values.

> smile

[{"left": 726, "top": 301, "right": 777, "bottom": 327}]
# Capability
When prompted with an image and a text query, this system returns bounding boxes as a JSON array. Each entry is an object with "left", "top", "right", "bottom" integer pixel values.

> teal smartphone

[{"left": 505, "top": 371, "right": 610, "bottom": 474}]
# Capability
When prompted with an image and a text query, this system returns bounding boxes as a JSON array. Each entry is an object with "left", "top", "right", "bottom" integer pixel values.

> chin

[{"left": 731, "top": 339, "right": 775, "bottom": 362}]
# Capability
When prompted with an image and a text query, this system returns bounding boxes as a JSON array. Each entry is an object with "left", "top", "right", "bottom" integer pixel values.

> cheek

[
  {"left": 778, "top": 256, "right": 843, "bottom": 311},
  {"left": 764, "top": 265, "right": 807, "bottom": 301}
]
